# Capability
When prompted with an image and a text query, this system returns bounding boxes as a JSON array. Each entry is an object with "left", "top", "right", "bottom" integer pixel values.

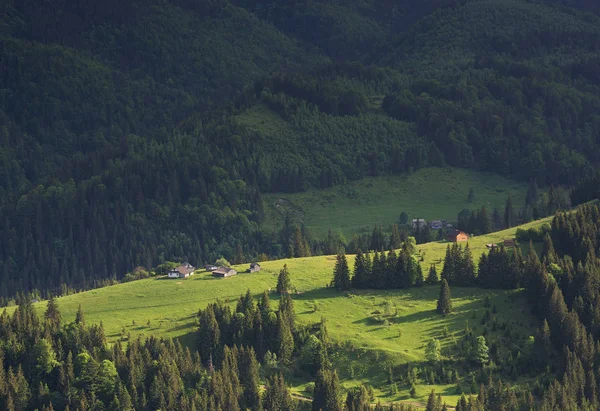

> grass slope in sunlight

[{"left": 6, "top": 216, "right": 553, "bottom": 405}]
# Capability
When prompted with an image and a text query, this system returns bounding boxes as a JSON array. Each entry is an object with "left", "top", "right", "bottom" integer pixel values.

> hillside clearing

[{"left": 262, "top": 167, "right": 528, "bottom": 238}]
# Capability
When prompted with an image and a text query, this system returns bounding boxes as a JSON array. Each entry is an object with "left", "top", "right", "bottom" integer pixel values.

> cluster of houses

[
  {"left": 167, "top": 262, "right": 261, "bottom": 279},
  {"left": 411, "top": 218, "right": 454, "bottom": 230}
]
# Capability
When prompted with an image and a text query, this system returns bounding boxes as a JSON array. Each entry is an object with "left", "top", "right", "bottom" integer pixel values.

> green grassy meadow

[
  {"left": 262, "top": 167, "right": 528, "bottom": 238},
  {"left": 7, "top": 218, "right": 552, "bottom": 405}
]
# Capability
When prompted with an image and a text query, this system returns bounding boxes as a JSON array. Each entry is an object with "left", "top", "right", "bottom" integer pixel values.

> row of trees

[{"left": 332, "top": 244, "right": 423, "bottom": 291}]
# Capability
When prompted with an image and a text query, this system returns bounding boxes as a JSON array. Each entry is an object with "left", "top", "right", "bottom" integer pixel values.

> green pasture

[
  {"left": 262, "top": 167, "right": 528, "bottom": 238},
  {"left": 6, "top": 216, "right": 554, "bottom": 405}
]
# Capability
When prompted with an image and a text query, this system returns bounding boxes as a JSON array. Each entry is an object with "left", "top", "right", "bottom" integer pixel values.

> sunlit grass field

[{"left": 7, "top": 217, "right": 552, "bottom": 405}]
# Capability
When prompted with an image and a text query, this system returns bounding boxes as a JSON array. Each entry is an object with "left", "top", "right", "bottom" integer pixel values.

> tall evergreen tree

[
  {"left": 352, "top": 250, "right": 369, "bottom": 289},
  {"left": 276, "top": 265, "right": 292, "bottom": 294},
  {"left": 427, "top": 265, "right": 439, "bottom": 285},
  {"left": 437, "top": 280, "right": 452, "bottom": 316},
  {"left": 276, "top": 312, "right": 294, "bottom": 365},
  {"left": 263, "top": 373, "right": 293, "bottom": 411},
  {"left": 312, "top": 367, "right": 342, "bottom": 411},
  {"left": 44, "top": 296, "right": 61, "bottom": 330},
  {"left": 239, "top": 347, "right": 261, "bottom": 411},
  {"left": 332, "top": 252, "right": 351, "bottom": 291},
  {"left": 390, "top": 224, "right": 402, "bottom": 250}
]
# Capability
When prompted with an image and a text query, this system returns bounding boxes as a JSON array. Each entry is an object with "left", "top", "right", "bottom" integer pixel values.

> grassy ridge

[
  {"left": 6, "top": 217, "right": 551, "bottom": 404},
  {"left": 262, "top": 167, "right": 528, "bottom": 238}
]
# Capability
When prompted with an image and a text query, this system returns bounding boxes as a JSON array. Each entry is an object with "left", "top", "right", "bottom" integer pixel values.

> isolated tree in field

[
  {"left": 333, "top": 251, "right": 351, "bottom": 291},
  {"left": 468, "top": 188, "right": 475, "bottom": 203},
  {"left": 277, "top": 264, "right": 291, "bottom": 294},
  {"left": 425, "top": 338, "right": 441, "bottom": 363},
  {"left": 476, "top": 336, "right": 489, "bottom": 366},
  {"left": 427, "top": 265, "right": 438, "bottom": 285},
  {"left": 75, "top": 304, "right": 85, "bottom": 326},
  {"left": 437, "top": 280, "right": 452, "bottom": 315}
]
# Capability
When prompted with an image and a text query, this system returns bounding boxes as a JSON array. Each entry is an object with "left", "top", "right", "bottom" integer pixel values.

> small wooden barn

[
  {"left": 447, "top": 230, "right": 469, "bottom": 242},
  {"left": 212, "top": 267, "right": 237, "bottom": 278}
]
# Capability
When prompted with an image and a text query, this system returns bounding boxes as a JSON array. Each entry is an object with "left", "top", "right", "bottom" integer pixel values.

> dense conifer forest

[{"left": 3, "top": 0, "right": 600, "bottom": 300}]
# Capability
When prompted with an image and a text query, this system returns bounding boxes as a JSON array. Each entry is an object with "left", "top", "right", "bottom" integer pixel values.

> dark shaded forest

[{"left": 2, "top": 0, "right": 600, "bottom": 302}]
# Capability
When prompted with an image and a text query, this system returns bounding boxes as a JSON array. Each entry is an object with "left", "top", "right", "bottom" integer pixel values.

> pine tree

[
  {"left": 198, "top": 306, "right": 221, "bottom": 366},
  {"left": 75, "top": 304, "right": 85, "bottom": 326},
  {"left": 44, "top": 296, "right": 61, "bottom": 329},
  {"left": 263, "top": 373, "right": 293, "bottom": 411},
  {"left": 352, "top": 250, "right": 368, "bottom": 289},
  {"left": 278, "top": 292, "right": 295, "bottom": 330},
  {"left": 440, "top": 245, "right": 454, "bottom": 284},
  {"left": 425, "top": 338, "right": 441, "bottom": 363},
  {"left": 276, "top": 312, "right": 294, "bottom": 365},
  {"left": 239, "top": 347, "right": 261, "bottom": 411},
  {"left": 437, "top": 280, "right": 452, "bottom": 316},
  {"left": 345, "top": 385, "right": 371, "bottom": 411},
  {"left": 427, "top": 265, "right": 439, "bottom": 285},
  {"left": 332, "top": 251, "right": 351, "bottom": 291},
  {"left": 312, "top": 367, "right": 342, "bottom": 411},
  {"left": 426, "top": 389, "right": 443, "bottom": 411},
  {"left": 276, "top": 265, "right": 291, "bottom": 294},
  {"left": 476, "top": 336, "right": 489, "bottom": 366},
  {"left": 415, "top": 262, "right": 424, "bottom": 286},
  {"left": 390, "top": 224, "right": 402, "bottom": 250}
]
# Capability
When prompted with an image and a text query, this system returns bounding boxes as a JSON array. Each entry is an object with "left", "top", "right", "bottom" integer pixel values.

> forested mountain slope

[{"left": 2, "top": 0, "right": 600, "bottom": 300}]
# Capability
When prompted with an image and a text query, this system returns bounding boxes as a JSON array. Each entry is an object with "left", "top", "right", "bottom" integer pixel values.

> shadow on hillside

[
  {"left": 291, "top": 287, "right": 341, "bottom": 301},
  {"left": 174, "top": 331, "right": 198, "bottom": 349},
  {"left": 350, "top": 300, "right": 485, "bottom": 337}
]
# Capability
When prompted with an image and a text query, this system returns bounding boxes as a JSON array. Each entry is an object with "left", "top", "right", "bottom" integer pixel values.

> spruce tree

[
  {"left": 312, "top": 367, "right": 342, "bottom": 411},
  {"left": 276, "top": 265, "right": 291, "bottom": 294},
  {"left": 276, "top": 312, "right": 294, "bottom": 365},
  {"left": 263, "top": 373, "right": 292, "bottom": 411},
  {"left": 390, "top": 224, "right": 402, "bottom": 249},
  {"left": 427, "top": 265, "right": 439, "bottom": 285},
  {"left": 440, "top": 245, "right": 454, "bottom": 284},
  {"left": 75, "top": 304, "right": 85, "bottom": 326},
  {"left": 278, "top": 292, "right": 295, "bottom": 330},
  {"left": 476, "top": 336, "right": 489, "bottom": 366},
  {"left": 44, "top": 296, "right": 61, "bottom": 330},
  {"left": 437, "top": 280, "right": 452, "bottom": 316},
  {"left": 239, "top": 347, "right": 261, "bottom": 411},
  {"left": 352, "top": 250, "right": 368, "bottom": 289},
  {"left": 332, "top": 251, "right": 351, "bottom": 291},
  {"left": 415, "top": 262, "right": 424, "bottom": 286}
]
